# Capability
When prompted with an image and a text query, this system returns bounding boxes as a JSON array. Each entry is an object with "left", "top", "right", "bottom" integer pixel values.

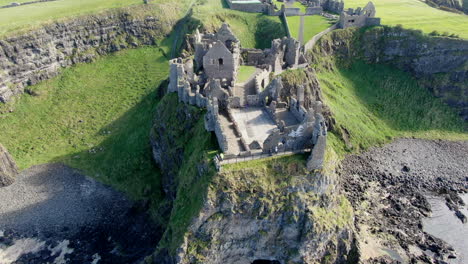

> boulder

[{"left": 0, "top": 143, "right": 18, "bottom": 187}]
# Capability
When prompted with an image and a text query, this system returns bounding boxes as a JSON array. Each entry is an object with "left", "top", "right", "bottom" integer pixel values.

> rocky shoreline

[
  {"left": 0, "top": 164, "right": 159, "bottom": 264},
  {"left": 339, "top": 138, "right": 468, "bottom": 263}
]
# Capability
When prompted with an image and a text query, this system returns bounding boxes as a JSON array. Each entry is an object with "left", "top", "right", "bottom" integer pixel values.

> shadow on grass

[
  {"left": 50, "top": 83, "right": 166, "bottom": 214},
  {"left": 254, "top": 15, "right": 287, "bottom": 49}
]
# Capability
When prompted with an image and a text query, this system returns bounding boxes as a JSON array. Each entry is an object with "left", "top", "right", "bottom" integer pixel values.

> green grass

[
  {"left": 153, "top": 94, "right": 218, "bottom": 254},
  {"left": 0, "top": 0, "right": 193, "bottom": 37},
  {"left": 236, "top": 65, "right": 257, "bottom": 83},
  {"left": 345, "top": 0, "right": 468, "bottom": 38},
  {"left": 287, "top": 15, "right": 334, "bottom": 43},
  {"left": 193, "top": 0, "right": 286, "bottom": 49},
  {"left": 0, "top": 0, "right": 141, "bottom": 36},
  {"left": 0, "top": 46, "right": 169, "bottom": 207},
  {"left": 316, "top": 60, "right": 467, "bottom": 157},
  {"left": 286, "top": 16, "right": 301, "bottom": 39},
  {"left": 290, "top": 0, "right": 307, "bottom": 12},
  {"left": 0, "top": 0, "right": 34, "bottom": 5}
]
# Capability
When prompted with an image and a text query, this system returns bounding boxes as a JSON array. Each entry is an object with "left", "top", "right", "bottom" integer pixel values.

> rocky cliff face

[
  {"left": 309, "top": 26, "right": 468, "bottom": 121},
  {"left": 172, "top": 159, "right": 356, "bottom": 264},
  {"left": 0, "top": 5, "right": 178, "bottom": 103},
  {"left": 0, "top": 143, "right": 18, "bottom": 187},
  {"left": 150, "top": 83, "right": 355, "bottom": 263},
  {"left": 426, "top": 0, "right": 467, "bottom": 14}
]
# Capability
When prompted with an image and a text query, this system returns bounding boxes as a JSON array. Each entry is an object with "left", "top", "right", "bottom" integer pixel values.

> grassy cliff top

[
  {"left": 345, "top": 0, "right": 468, "bottom": 38},
  {"left": 0, "top": 0, "right": 192, "bottom": 37}
]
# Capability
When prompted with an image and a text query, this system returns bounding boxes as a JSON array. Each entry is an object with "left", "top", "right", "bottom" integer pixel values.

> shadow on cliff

[
  {"left": 47, "top": 80, "right": 169, "bottom": 215},
  {"left": 0, "top": 164, "right": 161, "bottom": 264}
]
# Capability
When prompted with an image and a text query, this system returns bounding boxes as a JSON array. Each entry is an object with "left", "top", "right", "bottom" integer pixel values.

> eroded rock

[{"left": 0, "top": 143, "right": 18, "bottom": 187}]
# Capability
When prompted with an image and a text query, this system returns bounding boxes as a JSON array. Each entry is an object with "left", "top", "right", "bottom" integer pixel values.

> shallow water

[{"left": 423, "top": 194, "right": 468, "bottom": 264}]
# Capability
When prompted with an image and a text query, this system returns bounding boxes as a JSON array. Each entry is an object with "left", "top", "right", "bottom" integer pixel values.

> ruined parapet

[
  {"left": 324, "top": 0, "right": 344, "bottom": 13},
  {"left": 216, "top": 23, "right": 240, "bottom": 47},
  {"left": 339, "top": 2, "right": 380, "bottom": 29},
  {"left": 254, "top": 68, "right": 271, "bottom": 94},
  {"left": 259, "top": 76, "right": 283, "bottom": 105},
  {"left": 307, "top": 113, "right": 327, "bottom": 171},
  {"left": 290, "top": 97, "right": 308, "bottom": 122},
  {"left": 204, "top": 99, "right": 228, "bottom": 153},
  {"left": 284, "top": 7, "right": 302, "bottom": 16},
  {"left": 225, "top": 0, "right": 269, "bottom": 13},
  {"left": 305, "top": 6, "right": 323, "bottom": 15},
  {"left": 284, "top": 37, "right": 301, "bottom": 67},
  {"left": 168, "top": 58, "right": 185, "bottom": 93}
]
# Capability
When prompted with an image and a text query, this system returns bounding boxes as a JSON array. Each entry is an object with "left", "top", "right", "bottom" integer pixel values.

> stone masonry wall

[{"left": 0, "top": 10, "right": 173, "bottom": 103}]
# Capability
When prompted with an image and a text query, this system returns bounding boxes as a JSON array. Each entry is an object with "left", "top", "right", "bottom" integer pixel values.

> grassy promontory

[
  {"left": 0, "top": 47, "right": 169, "bottom": 210},
  {"left": 345, "top": 0, "right": 468, "bottom": 38}
]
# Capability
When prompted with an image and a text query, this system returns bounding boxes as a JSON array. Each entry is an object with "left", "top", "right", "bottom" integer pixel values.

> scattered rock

[
  {"left": 340, "top": 139, "right": 468, "bottom": 263},
  {"left": 0, "top": 143, "right": 18, "bottom": 187}
]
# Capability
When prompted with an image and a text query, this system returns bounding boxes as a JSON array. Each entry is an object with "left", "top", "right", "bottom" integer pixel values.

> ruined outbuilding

[{"left": 338, "top": 2, "right": 381, "bottom": 28}]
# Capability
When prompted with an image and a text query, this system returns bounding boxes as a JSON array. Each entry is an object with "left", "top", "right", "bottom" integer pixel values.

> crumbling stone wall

[
  {"left": 305, "top": 0, "right": 344, "bottom": 13},
  {"left": 225, "top": 0, "right": 268, "bottom": 13},
  {"left": 338, "top": 2, "right": 380, "bottom": 29},
  {"left": 305, "top": 6, "right": 323, "bottom": 15},
  {"left": 284, "top": 7, "right": 302, "bottom": 16}
]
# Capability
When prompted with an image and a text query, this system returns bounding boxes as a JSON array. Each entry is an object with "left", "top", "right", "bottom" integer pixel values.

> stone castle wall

[{"left": 225, "top": 0, "right": 268, "bottom": 13}]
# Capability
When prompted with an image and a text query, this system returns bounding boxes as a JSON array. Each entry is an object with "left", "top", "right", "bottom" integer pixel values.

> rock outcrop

[
  {"left": 0, "top": 143, "right": 18, "bottom": 187},
  {"left": 309, "top": 26, "right": 468, "bottom": 121},
  {"left": 169, "top": 159, "right": 356, "bottom": 264},
  {"left": 0, "top": 4, "right": 181, "bottom": 103},
  {"left": 426, "top": 0, "right": 467, "bottom": 14},
  {"left": 339, "top": 139, "right": 468, "bottom": 263}
]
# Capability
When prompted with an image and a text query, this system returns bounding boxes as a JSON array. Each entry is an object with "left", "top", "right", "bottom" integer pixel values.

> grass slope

[
  {"left": 345, "top": 0, "right": 468, "bottom": 38},
  {"left": 193, "top": 0, "right": 286, "bottom": 49},
  {"left": 316, "top": 61, "right": 467, "bottom": 157},
  {"left": 153, "top": 94, "right": 218, "bottom": 254},
  {"left": 0, "top": 47, "right": 168, "bottom": 206},
  {"left": 287, "top": 15, "right": 334, "bottom": 44}
]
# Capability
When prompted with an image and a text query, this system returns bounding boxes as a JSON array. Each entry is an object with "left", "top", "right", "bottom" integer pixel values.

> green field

[
  {"left": 0, "top": 0, "right": 141, "bottom": 36},
  {"left": 316, "top": 61, "right": 467, "bottom": 157},
  {"left": 236, "top": 65, "right": 257, "bottom": 83},
  {"left": 0, "top": 47, "right": 169, "bottom": 208},
  {"left": 193, "top": 0, "right": 286, "bottom": 49},
  {"left": 287, "top": 15, "right": 334, "bottom": 43},
  {"left": 0, "top": 0, "right": 193, "bottom": 37},
  {"left": 345, "top": 0, "right": 468, "bottom": 38}
]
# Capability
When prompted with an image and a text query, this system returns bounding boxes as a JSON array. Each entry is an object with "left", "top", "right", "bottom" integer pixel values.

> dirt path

[
  {"left": 339, "top": 138, "right": 468, "bottom": 263},
  {"left": 0, "top": 163, "right": 159, "bottom": 264}
]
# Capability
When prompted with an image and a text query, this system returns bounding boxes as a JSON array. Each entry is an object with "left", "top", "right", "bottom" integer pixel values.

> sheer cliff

[{"left": 0, "top": 3, "right": 184, "bottom": 103}]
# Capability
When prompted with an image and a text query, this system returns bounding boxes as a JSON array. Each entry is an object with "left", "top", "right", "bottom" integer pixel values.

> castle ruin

[
  {"left": 338, "top": 2, "right": 380, "bottom": 28},
  {"left": 169, "top": 24, "right": 326, "bottom": 167}
]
